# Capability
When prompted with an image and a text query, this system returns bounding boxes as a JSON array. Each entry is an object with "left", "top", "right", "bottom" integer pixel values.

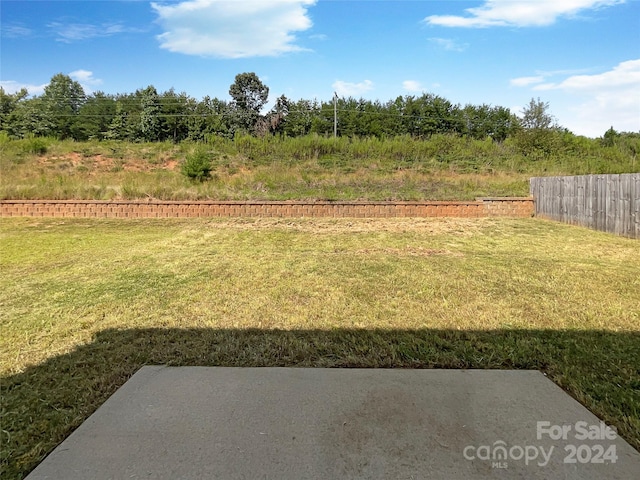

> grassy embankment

[
  {"left": 1, "top": 217, "right": 639, "bottom": 479},
  {"left": 1, "top": 133, "right": 637, "bottom": 201}
]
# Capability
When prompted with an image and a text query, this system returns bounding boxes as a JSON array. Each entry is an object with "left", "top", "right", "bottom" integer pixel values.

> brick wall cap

[
  {"left": 477, "top": 197, "right": 534, "bottom": 202},
  {"left": 1, "top": 199, "right": 491, "bottom": 206}
]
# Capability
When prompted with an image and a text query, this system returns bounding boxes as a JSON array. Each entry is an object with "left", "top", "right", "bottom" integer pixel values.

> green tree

[
  {"left": 462, "top": 104, "right": 515, "bottom": 142},
  {"left": 489, "top": 106, "right": 516, "bottom": 142},
  {"left": 42, "top": 73, "right": 86, "bottom": 139},
  {"left": 520, "top": 97, "right": 556, "bottom": 130},
  {"left": 515, "top": 98, "right": 560, "bottom": 157},
  {"left": 112, "top": 92, "right": 144, "bottom": 141},
  {"left": 0, "top": 87, "right": 28, "bottom": 133},
  {"left": 383, "top": 96, "right": 408, "bottom": 136},
  {"left": 139, "top": 86, "right": 161, "bottom": 142},
  {"left": 106, "top": 101, "right": 129, "bottom": 140},
  {"left": 10, "top": 97, "right": 55, "bottom": 138},
  {"left": 181, "top": 148, "right": 213, "bottom": 181},
  {"left": 186, "top": 96, "right": 231, "bottom": 140},
  {"left": 269, "top": 94, "right": 290, "bottom": 136},
  {"left": 228, "top": 72, "right": 269, "bottom": 133},
  {"left": 73, "top": 92, "right": 116, "bottom": 140},
  {"left": 283, "top": 99, "right": 316, "bottom": 137},
  {"left": 159, "top": 88, "right": 190, "bottom": 142},
  {"left": 601, "top": 126, "right": 619, "bottom": 147}
]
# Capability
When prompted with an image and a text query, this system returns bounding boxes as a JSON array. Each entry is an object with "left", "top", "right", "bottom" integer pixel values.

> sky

[{"left": 1, "top": 0, "right": 639, "bottom": 137}]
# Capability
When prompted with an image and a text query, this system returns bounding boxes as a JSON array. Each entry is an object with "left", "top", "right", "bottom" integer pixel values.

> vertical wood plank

[{"left": 529, "top": 174, "right": 639, "bottom": 238}]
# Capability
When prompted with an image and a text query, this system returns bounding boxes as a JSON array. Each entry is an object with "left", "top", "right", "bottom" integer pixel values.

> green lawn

[{"left": 1, "top": 217, "right": 639, "bottom": 479}]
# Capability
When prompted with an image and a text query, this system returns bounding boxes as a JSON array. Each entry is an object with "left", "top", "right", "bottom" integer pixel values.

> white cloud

[
  {"left": 402, "top": 80, "right": 424, "bottom": 93},
  {"left": 0, "top": 80, "right": 47, "bottom": 96},
  {"left": 425, "top": 0, "right": 624, "bottom": 28},
  {"left": 1, "top": 70, "right": 104, "bottom": 97},
  {"left": 535, "top": 68, "right": 595, "bottom": 77},
  {"left": 332, "top": 80, "right": 374, "bottom": 97},
  {"left": 69, "top": 70, "right": 102, "bottom": 86},
  {"left": 1, "top": 24, "right": 32, "bottom": 38},
  {"left": 152, "top": 0, "right": 316, "bottom": 58},
  {"left": 69, "top": 70, "right": 103, "bottom": 93},
  {"left": 534, "top": 59, "right": 640, "bottom": 92},
  {"left": 428, "top": 37, "right": 468, "bottom": 52},
  {"left": 510, "top": 76, "right": 545, "bottom": 87},
  {"left": 48, "top": 22, "right": 137, "bottom": 43},
  {"left": 515, "top": 59, "right": 640, "bottom": 136}
]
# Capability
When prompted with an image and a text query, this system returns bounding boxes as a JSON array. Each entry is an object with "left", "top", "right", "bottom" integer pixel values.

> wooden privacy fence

[{"left": 530, "top": 174, "right": 640, "bottom": 239}]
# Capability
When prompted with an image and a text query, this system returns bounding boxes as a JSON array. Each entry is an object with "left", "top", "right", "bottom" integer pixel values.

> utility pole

[{"left": 333, "top": 92, "right": 338, "bottom": 138}]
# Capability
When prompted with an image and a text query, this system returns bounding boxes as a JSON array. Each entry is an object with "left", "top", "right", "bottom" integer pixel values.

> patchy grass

[
  {"left": 1, "top": 217, "right": 639, "bottom": 478},
  {"left": 2, "top": 135, "right": 637, "bottom": 201}
]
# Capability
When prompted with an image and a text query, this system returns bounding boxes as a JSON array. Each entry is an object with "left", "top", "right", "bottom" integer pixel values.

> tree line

[{"left": 0, "top": 71, "right": 625, "bottom": 146}]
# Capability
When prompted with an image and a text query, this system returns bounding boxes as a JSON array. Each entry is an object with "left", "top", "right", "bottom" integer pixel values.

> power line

[{"left": 31, "top": 108, "right": 496, "bottom": 124}]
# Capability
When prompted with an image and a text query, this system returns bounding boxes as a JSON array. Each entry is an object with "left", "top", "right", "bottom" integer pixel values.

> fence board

[{"left": 530, "top": 174, "right": 639, "bottom": 239}]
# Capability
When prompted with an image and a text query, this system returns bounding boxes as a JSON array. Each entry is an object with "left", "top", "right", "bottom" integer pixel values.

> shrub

[
  {"left": 181, "top": 149, "right": 213, "bottom": 181},
  {"left": 22, "top": 136, "right": 48, "bottom": 155}
]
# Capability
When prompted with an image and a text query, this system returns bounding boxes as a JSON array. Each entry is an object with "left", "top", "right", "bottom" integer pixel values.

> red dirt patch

[
  {"left": 165, "top": 160, "right": 179, "bottom": 171},
  {"left": 39, "top": 153, "right": 180, "bottom": 174}
]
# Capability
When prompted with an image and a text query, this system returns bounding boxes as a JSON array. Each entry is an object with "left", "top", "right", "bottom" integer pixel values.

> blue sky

[{"left": 1, "top": 0, "right": 639, "bottom": 137}]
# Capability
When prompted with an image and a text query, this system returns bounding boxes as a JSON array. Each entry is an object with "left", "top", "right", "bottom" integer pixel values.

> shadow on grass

[{"left": 2, "top": 327, "right": 639, "bottom": 479}]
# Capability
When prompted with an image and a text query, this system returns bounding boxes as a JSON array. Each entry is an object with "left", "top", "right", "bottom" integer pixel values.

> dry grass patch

[{"left": 192, "top": 217, "right": 488, "bottom": 235}]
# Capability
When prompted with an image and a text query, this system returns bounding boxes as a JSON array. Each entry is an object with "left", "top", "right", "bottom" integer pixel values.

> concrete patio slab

[{"left": 26, "top": 367, "right": 639, "bottom": 479}]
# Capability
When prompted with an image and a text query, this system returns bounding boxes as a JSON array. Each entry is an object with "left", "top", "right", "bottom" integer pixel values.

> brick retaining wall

[{"left": 0, "top": 198, "right": 534, "bottom": 219}]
